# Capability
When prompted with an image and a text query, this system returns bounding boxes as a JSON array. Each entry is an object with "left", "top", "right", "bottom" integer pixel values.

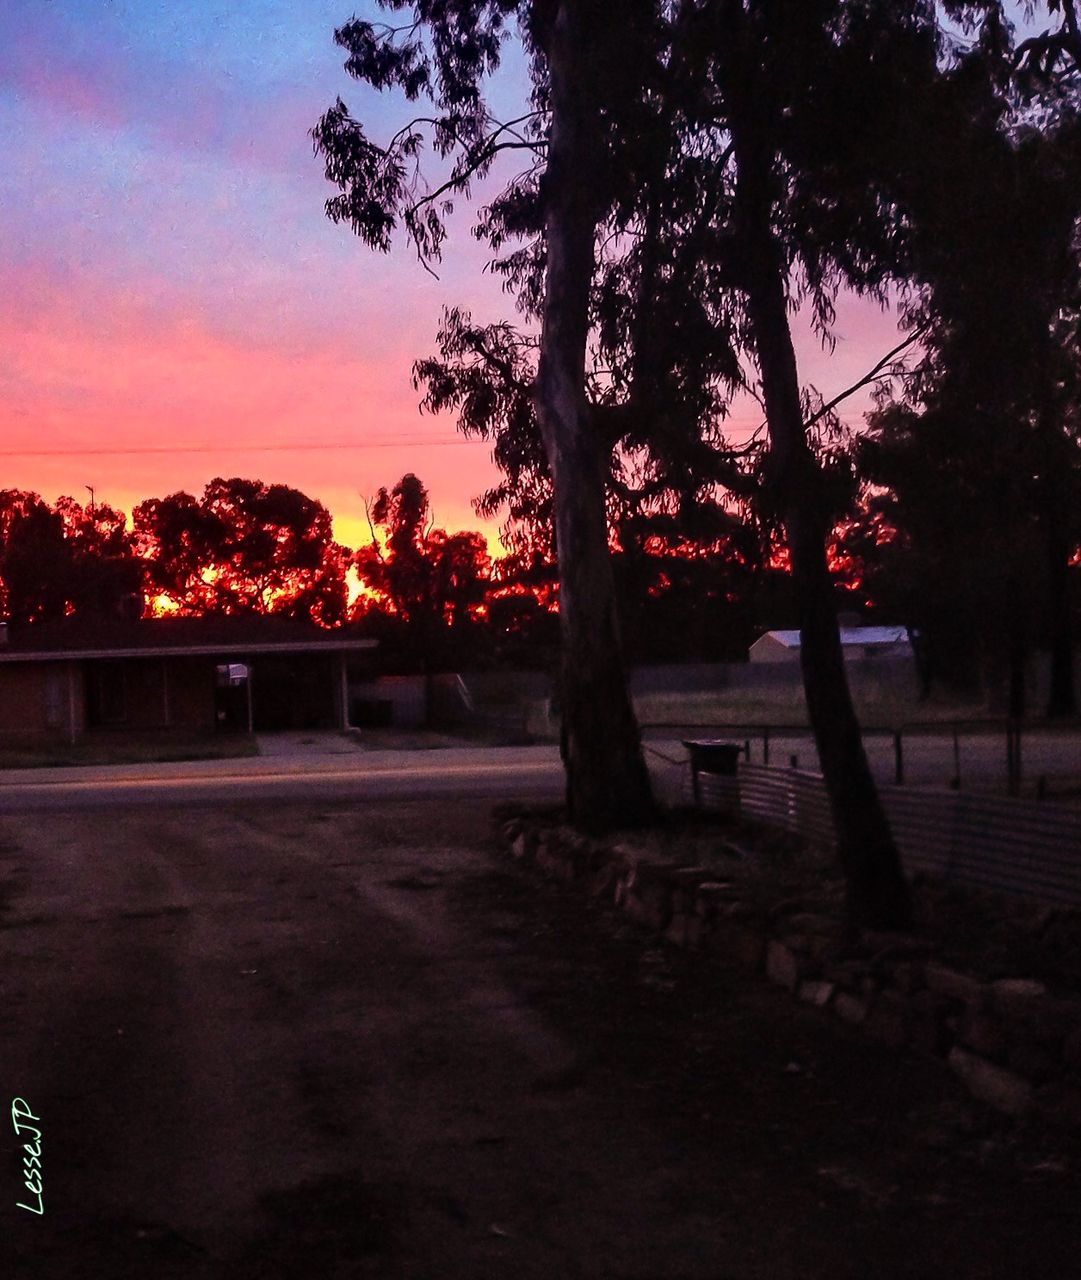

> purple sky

[{"left": 0, "top": 1, "right": 1034, "bottom": 551}]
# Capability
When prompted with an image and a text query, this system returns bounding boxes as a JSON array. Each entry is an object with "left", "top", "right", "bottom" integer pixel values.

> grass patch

[
  {"left": 634, "top": 688, "right": 989, "bottom": 729},
  {"left": 0, "top": 731, "right": 259, "bottom": 770}
]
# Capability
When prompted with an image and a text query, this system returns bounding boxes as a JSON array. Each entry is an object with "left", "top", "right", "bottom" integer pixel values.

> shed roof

[
  {"left": 759, "top": 626, "right": 909, "bottom": 650},
  {"left": 0, "top": 616, "right": 377, "bottom": 663}
]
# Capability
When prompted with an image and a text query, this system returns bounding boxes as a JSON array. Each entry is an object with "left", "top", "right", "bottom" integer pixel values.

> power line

[
  {"left": 0, "top": 437, "right": 488, "bottom": 459},
  {"left": 0, "top": 417, "right": 787, "bottom": 461},
  {"left": 0, "top": 424, "right": 776, "bottom": 460}
]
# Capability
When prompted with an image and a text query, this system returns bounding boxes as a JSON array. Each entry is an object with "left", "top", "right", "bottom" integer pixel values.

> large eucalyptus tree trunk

[
  {"left": 728, "top": 44, "right": 911, "bottom": 930},
  {"left": 534, "top": 0, "right": 654, "bottom": 832}
]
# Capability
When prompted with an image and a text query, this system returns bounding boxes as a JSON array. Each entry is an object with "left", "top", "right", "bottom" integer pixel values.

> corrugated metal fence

[{"left": 705, "top": 763, "right": 1081, "bottom": 907}]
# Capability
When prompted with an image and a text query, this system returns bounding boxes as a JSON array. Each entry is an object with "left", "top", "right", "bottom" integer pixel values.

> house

[
  {"left": 0, "top": 616, "right": 377, "bottom": 743},
  {"left": 749, "top": 625, "right": 912, "bottom": 663}
]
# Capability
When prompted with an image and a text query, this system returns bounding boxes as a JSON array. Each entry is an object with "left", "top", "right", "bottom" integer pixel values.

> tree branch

[
  {"left": 462, "top": 332, "right": 535, "bottom": 399},
  {"left": 482, "top": 110, "right": 547, "bottom": 147},
  {"left": 361, "top": 495, "right": 385, "bottom": 559},
  {"left": 1063, "top": 0, "right": 1081, "bottom": 63},
  {"left": 405, "top": 138, "right": 548, "bottom": 226},
  {"left": 803, "top": 323, "right": 930, "bottom": 432}
]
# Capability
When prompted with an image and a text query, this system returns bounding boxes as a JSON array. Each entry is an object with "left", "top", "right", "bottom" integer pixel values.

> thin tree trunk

[
  {"left": 1045, "top": 499, "right": 1077, "bottom": 719},
  {"left": 728, "top": 48, "right": 911, "bottom": 929},
  {"left": 534, "top": 0, "right": 654, "bottom": 832},
  {"left": 1008, "top": 628, "right": 1027, "bottom": 722},
  {"left": 907, "top": 625, "right": 933, "bottom": 699},
  {"left": 755, "top": 291, "right": 911, "bottom": 928}
]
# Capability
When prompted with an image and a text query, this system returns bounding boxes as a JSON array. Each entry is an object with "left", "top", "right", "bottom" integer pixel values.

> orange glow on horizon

[{"left": 0, "top": 269, "right": 509, "bottom": 558}]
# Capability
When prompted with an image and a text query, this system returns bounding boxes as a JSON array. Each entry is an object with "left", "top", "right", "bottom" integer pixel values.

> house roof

[
  {"left": 0, "top": 616, "right": 377, "bottom": 663},
  {"left": 757, "top": 626, "right": 909, "bottom": 650}
]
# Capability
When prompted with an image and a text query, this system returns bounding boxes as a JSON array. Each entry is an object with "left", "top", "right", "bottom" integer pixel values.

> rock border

[{"left": 497, "top": 813, "right": 1081, "bottom": 1131}]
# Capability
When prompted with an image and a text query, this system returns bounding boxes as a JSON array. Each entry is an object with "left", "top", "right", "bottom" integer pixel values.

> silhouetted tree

[
  {"left": 313, "top": 1, "right": 660, "bottom": 830},
  {"left": 312, "top": 0, "right": 1077, "bottom": 924},
  {"left": 354, "top": 473, "right": 492, "bottom": 668},
  {"left": 615, "top": 0, "right": 1076, "bottom": 924},
  {"left": 131, "top": 491, "right": 225, "bottom": 614},
  {"left": 847, "top": 404, "right": 1043, "bottom": 696},
  {"left": 0, "top": 490, "right": 143, "bottom": 624},
  {"left": 134, "top": 479, "right": 349, "bottom": 624},
  {"left": 863, "top": 12, "right": 1081, "bottom": 716}
]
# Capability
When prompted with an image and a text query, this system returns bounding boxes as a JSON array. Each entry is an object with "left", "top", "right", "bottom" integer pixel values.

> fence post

[{"left": 893, "top": 730, "right": 904, "bottom": 786}]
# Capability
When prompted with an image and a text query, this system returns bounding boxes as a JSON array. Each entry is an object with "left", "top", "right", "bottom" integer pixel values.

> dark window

[
  {"left": 44, "top": 670, "right": 65, "bottom": 728},
  {"left": 89, "top": 662, "right": 127, "bottom": 725}
]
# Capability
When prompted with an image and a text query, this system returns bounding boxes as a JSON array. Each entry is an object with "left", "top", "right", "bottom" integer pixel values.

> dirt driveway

[{"left": 1, "top": 799, "right": 1078, "bottom": 1278}]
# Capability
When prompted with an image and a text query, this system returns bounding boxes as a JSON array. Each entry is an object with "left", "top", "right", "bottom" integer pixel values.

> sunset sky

[{"left": 1, "top": 1, "right": 1022, "bottom": 554}]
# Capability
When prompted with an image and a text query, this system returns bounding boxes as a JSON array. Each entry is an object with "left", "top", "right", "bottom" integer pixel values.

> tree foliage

[
  {"left": 852, "top": 8, "right": 1081, "bottom": 712},
  {"left": 355, "top": 473, "right": 492, "bottom": 643},
  {"left": 133, "top": 478, "right": 349, "bottom": 625},
  {"left": 0, "top": 491, "right": 143, "bottom": 625},
  {"left": 311, "top": 0, "right": 1081, "bottom": 916}
]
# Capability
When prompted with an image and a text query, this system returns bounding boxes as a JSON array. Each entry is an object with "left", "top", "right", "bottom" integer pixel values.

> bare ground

[{"left": 0, "top": 798, "right": 1078, "bottom": 1279}]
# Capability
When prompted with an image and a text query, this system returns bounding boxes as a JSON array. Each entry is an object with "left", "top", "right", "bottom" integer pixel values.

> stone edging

[{"left": 497, "top": 815, "right": 1081, "bottom": 1131}]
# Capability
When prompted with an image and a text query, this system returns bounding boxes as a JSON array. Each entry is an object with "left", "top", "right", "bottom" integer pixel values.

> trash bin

[{"left": 682, "top": 739, "right": 743, "bottom": 814}]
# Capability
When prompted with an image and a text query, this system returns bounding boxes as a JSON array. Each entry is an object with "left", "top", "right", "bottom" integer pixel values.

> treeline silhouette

[
  {"left": 2, "top": 462, "right": 1078, "bottom": 691},
  {"left": 0, "top": 472, "right": 823, "bottom": 671}
]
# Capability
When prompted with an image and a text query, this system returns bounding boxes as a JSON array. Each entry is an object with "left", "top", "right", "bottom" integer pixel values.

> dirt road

[{"left": 1, "top": 799, "right": 1078, "bottom": 1278}]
